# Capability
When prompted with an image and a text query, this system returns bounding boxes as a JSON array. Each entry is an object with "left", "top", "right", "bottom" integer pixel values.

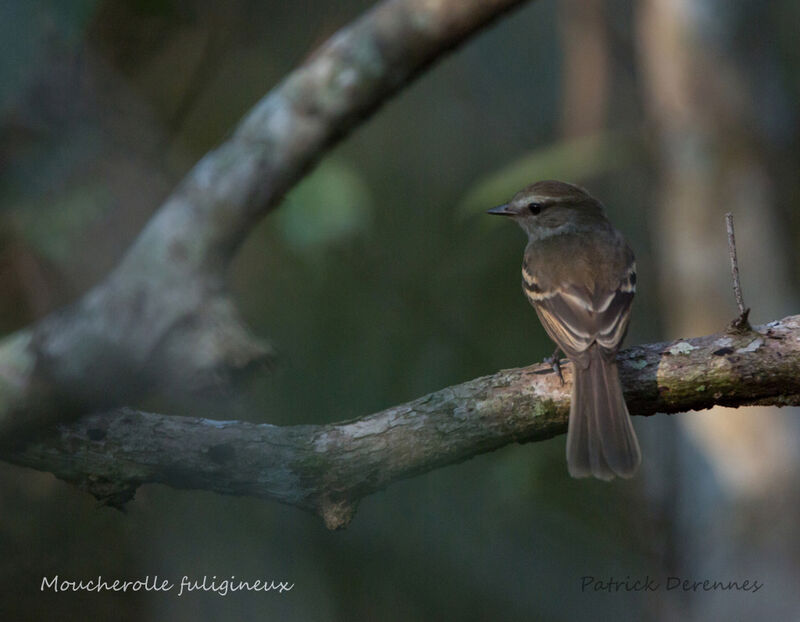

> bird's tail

[{"left": 566, "top": 347, "right": 641, "bottom": 480}]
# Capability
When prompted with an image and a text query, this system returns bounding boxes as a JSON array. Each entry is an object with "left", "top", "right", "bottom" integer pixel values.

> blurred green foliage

[
  {"left": 14, "top": 181, "right": 110, "bottom": 262},
  {"left": 277, "top": 159, "right": 372, "bottom": 251}
]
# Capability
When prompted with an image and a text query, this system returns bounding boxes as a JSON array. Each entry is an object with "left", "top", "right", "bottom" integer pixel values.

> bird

[{"left": 487, "top": 180, "right": 640, "bottom": 480}]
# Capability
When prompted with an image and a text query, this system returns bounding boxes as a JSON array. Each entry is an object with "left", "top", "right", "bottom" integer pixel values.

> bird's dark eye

[{"left": 527, "top": 202, "right": 543, "bottom": 215}]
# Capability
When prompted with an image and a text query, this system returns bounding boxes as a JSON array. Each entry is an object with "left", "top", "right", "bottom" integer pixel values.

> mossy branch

[{"left": 5, "top": 316, "right": 799, "bottom": 529}]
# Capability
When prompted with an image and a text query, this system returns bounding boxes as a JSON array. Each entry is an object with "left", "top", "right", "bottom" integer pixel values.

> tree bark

[
  {"left": 0, "top": 0, "right": 531, "bottom": 439},
  {"left": 5, "top": 315, "right": 799, "bottom": 529}
]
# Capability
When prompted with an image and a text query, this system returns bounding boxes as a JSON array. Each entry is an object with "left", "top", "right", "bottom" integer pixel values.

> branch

[
  {"left": 5, "top": 316, "right": 799, "bottom": 529},
  {"left": 0, "top": 0, "right": 531, "bottom": 439},
  {"left": 725, "top": 212, "right": 751, "bottom": 332}
]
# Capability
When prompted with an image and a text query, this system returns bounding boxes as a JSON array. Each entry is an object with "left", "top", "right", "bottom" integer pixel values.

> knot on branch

[
  {"left": 319, "top": 495, "right": 358, "bottom": 530},
  {"left": 77, "top": 474, "right": 140, "bottom": 510},
  {"left": 728, "top": 308, "right": 752, "bottom": 334},
  {"left": 152, "top": 295, "right": 275, "bottom": 395}
]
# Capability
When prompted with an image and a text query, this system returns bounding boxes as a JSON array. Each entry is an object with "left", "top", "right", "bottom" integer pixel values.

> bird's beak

[{"left": 486, "top": 203, "right": 514, "bottom": 216}]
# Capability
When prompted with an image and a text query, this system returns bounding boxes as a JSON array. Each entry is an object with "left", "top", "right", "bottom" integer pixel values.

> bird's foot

[{"left": 543, "top": 347, "right": 564, "bottom": 385}]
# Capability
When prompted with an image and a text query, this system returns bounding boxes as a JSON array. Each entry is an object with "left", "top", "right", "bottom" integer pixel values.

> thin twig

[{"left": 725, "top": 212, "right": 751, "bottom": 332}]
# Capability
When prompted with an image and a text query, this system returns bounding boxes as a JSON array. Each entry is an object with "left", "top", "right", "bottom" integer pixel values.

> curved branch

[
  {"left": 5, "top": 316, "right": 799, "bottom": 529},
  {"left": 0, "top": 0, "right": 531, "bottom": 438},
  {"left": 132, "top": 0, "right": 533, "bottom": 269}
]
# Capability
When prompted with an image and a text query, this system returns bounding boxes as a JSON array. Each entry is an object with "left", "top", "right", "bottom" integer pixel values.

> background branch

[
  {"left": 5, "top": 315, "right": 799, "bottom": 529},
  {"left": 0, "top": 0, "right": 530, "bottom": 439}
]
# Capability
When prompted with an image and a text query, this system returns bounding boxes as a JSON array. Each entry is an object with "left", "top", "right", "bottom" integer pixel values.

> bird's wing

[{"left": 523, "top": 265, "right": 635, "bottom": 362}]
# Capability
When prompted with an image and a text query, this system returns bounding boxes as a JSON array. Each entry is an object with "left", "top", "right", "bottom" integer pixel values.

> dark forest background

[{"left": 1, "top": 0, "right": 799, "bottom": 620}]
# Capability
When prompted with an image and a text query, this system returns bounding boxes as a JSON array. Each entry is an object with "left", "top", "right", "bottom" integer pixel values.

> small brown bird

[{"left": 488, "top": 180, "right": 640, "bottom": 480}]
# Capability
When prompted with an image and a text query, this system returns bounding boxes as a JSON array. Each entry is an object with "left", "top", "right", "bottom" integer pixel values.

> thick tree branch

[
  {"left": 0, "top": 0, "right": 531, "bottom": 438},
  {"left": 5, "top": 316, "right": 799, "bottom": 529}
]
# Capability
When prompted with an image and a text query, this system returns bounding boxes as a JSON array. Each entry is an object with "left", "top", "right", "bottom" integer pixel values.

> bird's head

[{"left": 487, "top": 180, "right": 607, "bottom": 239}]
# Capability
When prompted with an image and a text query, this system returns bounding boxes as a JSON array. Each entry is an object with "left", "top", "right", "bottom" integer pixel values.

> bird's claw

[{"left": 544, "top": 347, "right": 565, "bottom": 385}]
